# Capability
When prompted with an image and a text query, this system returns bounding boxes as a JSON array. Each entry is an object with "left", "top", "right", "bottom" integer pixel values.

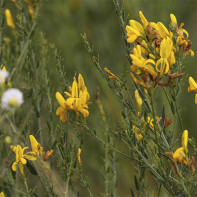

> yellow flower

[
  {"left": 134, "top": 90, "right": 142, "bottom": 108},
  {"left": 77, "top": 148, "right": 81, "bottom": 165},
  {"left": 130, "top": 45, "right": 157, "bottom": 77},
  {"left": 133, "top": 125, "right": 143, "bottom": 142},
  {"left": 170, "top": 14, "right": 177, "bottom": 26},
  {"left": 172, "top": 147, "right": 186, "bottom": 164},
  {"left": 5, "top": 9, "right": 15, "bottom": 30},
  {"left": 139, "top": 11, "right": 148, "bottom": 27},
  {"left": 188, "top": 77, "right": 197, "bottom": 104},
  {"left": 188, "top": 77, "right": 197, "bottom": 92},
  {"left": 0, "top": 192, "right": 5, "bottom": 197},
  {"left": 156, "top": 37, "right": 175, "bottom": 75},
  {"left": 170, "top": 14, "right": 194, "bottom": 57},
  {"left": 11, "top": 145, "right": 37, "bottom": 174},
  {"left": 24, "top": 0, "right": 34, "bottom": 19},
  {"left": 182, "top": 130, "right": 188, "bottom": 154},
  {"left": 0, "top": 65, "right": 12, "bottom": 87},
  {"left": 56, "top": 74, "right": 90, "bottom": 121},
  {"left": 170, "top": 14, "right": 189, "bottom": 38},
  {"left": 166, "top": 130, "right": 189, "bottom": 165},
  {"left": 104, "top": 67, "right": 119, "bottom": 81},
  {"left": 56, "top": 92, "right": 67, "bottom": 122},
  {"left": 130, "top": 72, "right": 146, "bottom": 87},
  {"left": 29, "top": 135, "right": 43, "bottom": 159},
  {"left": 150, "top": 22, "right": 170, "bottom": 39},
  {"left": 195, "top": 94, "right": 197, "bottom": 105},
  {"left": 126, "top": 19, "right": 144, "bottom": 43}
]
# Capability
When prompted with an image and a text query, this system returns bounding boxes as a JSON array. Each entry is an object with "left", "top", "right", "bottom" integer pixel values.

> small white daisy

[
  {"left": 0, "top": 69, "right": 9, "bottom": 84},
  {"left": 1, "top": 88, "right": 23, "bottom": 111}
]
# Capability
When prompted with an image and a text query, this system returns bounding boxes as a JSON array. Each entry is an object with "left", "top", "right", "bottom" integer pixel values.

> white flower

[
  {"left": 0, "top": 69, "right": 9, "bottom": 84},
  {"left": 1, "top": 88, "right": 23, "bottom": 111}
]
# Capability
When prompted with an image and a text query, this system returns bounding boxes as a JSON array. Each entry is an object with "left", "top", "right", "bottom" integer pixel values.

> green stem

[{"left": 23, "top": 174, "right": 30, "bottom": 197}]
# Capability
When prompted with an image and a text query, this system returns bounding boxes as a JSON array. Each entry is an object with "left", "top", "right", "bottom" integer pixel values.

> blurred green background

[{"left": 35, "top": 0, "right": 197, "bottom": 196}]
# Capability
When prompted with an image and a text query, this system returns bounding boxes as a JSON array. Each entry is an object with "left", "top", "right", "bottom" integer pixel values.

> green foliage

[{"left": 0, "top": 0, "right": 197, "bottom": 197}]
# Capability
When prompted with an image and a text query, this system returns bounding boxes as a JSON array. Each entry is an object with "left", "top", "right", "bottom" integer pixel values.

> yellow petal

[
  {"left": 60, "top": 110, "right": 67, "bottom": 122},
  {"left": 188, "top": 49, "right": 194, "bottom": 57},
  {"left": 78, "top": 74, "right": 85, "bottom": 91},
  {"left": 21, "top": 158, "right": 27, "bottom": 164},
  {"left": 0, "top": 192, "right": 5, "bottom": 197},
  {"left": 12, "top": 162, "right": 17, "bottom": 171},
  {"left": 157, "top": 22, "right": 169, "bottom": 38},
  {"left": 66, "top": 97, "right": 75, "bottom": 108},
  {"left": 182, "top": 130, "right": 188, "bottom": 153},
  {"left": 10, "top": 145, "right": 17, "bottom": 153},
  {"left": 150, "top": 22, "right": 159, "bottom": 31},
  {"left": 77, "top": 148, "right": 82, "bottom": 165},
  {"left": 71, "top": 80, "right": 78, "bottom": 98},
  {"left": 188, "top": 77, "right": 197, "bottom": 92},
  {"left": 64, "top": 91, "right": 71, "bottom": 98},
  {"left": 133, "top": 125, "right": 143, "bottom": 141},
  {"left": 173, "top": 147, "right": 186, "bottom": 163},
  {"left": 129, "top": 20, "right": 144, "bottom": 35},
  {"left": 18, "top": 162, "right": 24, "bottom": 174},
  {"left": 29, "top": 135, "right": 38, "bottom": 153},
  {"left": 79, "top": 108, "right": 89, "bottom": 118},
  {"left": 139, "top": 11, "right": 148, "bottom": 27},
  {"left": 135, "top": 90, "right": 142, "bottom": 108},
  {"left": 16, "top": 145, "right": 23, "bottom": 161},
  {"left": 144, "top": 64, "right": 157, "bottom": 77},
  {"left": 170, "top": 14, "right": 177, "bottom": 26},
  {"left": 56, "top": 92, "right": 66, "bottom": 107},
  {"left": 182, "top": 29, "right": 189, "bottom": 38},
  {"left": 127, "top": 35, "right": 138, "bottom": 43},
  {"left": 126, "top": 25, "right": 141, "bottom": 37},
  {"left": 5, "top": 9, "right": 15, "bottom": 29},
  {"left": 195, "top": 94, "right": 197, "bottom": 104},
  {"left": 56, "top": 106, "right": 63, "bottom": 115},
  {"left": 24, "top": 155, "right": 37, "bottom": 161}
]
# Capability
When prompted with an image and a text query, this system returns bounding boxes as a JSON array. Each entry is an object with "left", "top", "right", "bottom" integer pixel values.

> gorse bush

[{"left": 0, "top": 0, "right": 197, "bottom": 196}]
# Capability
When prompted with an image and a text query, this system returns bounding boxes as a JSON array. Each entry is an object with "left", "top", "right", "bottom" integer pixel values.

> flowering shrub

[{"left": 0, "top": 0, "right": 197, "bottom": 196}]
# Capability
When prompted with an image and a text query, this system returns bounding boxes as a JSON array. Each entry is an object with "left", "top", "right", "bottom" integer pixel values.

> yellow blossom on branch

[
  {"left": 130, "top": 45, "right": 157, "bottom": 77},
  {"left": 139, "top": 11, "right": 148, "bottom": 27},
  {"left": 156, "top": 37, "right": 175, "bottom": 75},
  {"left": 24, "top": 0, "right": 34, "bottom": 18},
  {"left": 56, "top": 74, "right": 91, "bottom": 122},
  {"left": 5, "top": 9, "right": 15, "bottom": 30},
  {"left": 188, "top": 76, "right": 197, "bottom": 104},
  {"left": 132, "top": 125, "right": 143, "bottom": 142},
  {"left": 56, "top": 92, "right": 67, "bottom": 122},
  {"left": 77, "top": 148, "right": 82, "bottom": 165},
  {"left": 170, "top": 14, "right": 194, "bottom": 57},
  {"left": 11, "top": 145, "right": 37, "bottom": 174},
  {"left": 134, "top": 89, "right": 142, "bottom": 109},
  {"left": 0, "top": 192, "right": 5, "bottom": 197},
  {"left": 188, "top": 77, "right": 197, "bottom": 92},
  {"left": 182, "top": 130, "right": 188, "bottom": 154},
  {"left": 166, "top": 130, "right": 189, "bottom": 165},
  {"left": 29, "top": 135, "right": 43, "bottom": 159},
  {"left": 125, "top": 11, "right": 146, "bottom": 43},
  {"left": 104, "top": 67, "right": 119, "bottom": 80}
]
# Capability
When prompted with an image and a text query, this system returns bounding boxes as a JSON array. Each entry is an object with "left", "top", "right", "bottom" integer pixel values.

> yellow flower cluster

[
  {"left": 10, "top": 135, "right": 46, "bottom": 174},
  {"left": 126, "top": 11, "right": 194, "bottom": 88},
  {"left": 56, "top": 74, "right": 90, "bottom": 122}
]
